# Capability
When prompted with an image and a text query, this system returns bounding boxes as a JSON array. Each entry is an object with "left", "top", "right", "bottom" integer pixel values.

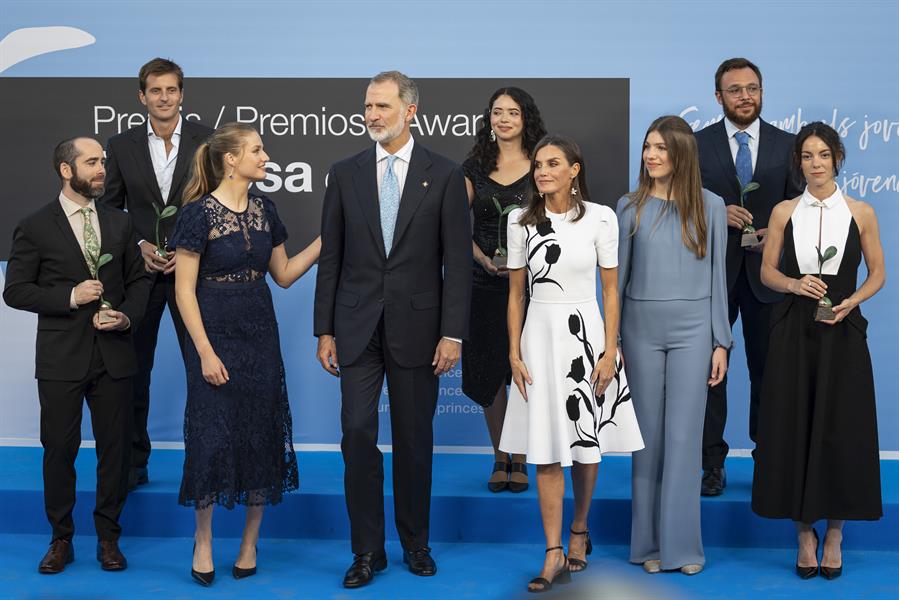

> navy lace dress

[{"left": 171, "top": 193, "right": 298, "bottom": 509}]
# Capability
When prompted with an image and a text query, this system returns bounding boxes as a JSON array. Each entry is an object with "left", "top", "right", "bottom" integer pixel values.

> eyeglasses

[{"left": 719, "top": 85, "right": 762, "bottom": 98}]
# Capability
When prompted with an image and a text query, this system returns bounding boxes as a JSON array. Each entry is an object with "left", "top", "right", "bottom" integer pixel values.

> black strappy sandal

[
  {"left": 568, "top": 528, "right": 593, "bottom": 572},
  {"left": 487, "top": 460, "right": 510, "bottom": 493},
  {"left": 528, "top": 546, "right": 572, "bottom": 593},
  {"left": 508, "top": 461, "right": 529, "bottom": 493}
]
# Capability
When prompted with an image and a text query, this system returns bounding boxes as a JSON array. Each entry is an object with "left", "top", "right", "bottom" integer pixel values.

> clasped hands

[
  {"left": 74, "top": 279, "right": 129, "bottom": 331},
  {"left": 788, "top": 275, "right": 857, "bottom": 325},
  {"left": 727, "top": 205, "right": 767, "bottom": 253}
]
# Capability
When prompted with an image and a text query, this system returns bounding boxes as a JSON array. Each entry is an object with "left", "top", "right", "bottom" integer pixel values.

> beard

[
  {"left": 723, "top": 97, "right": 762, "bottom": 128},
  {"left": 70, "top": 165, "right": 105, "bottom": 199},
  {"left": 367, "top": 117, "right": 406, "bottom": 144}
]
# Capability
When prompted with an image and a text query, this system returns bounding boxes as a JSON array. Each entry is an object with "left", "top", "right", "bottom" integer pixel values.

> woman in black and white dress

[
  {"left": 500, "top": 135, "right": 643, "bottom": 592},
  {"left": 752, "top": 122, "right": 885, "bottom": 580}
]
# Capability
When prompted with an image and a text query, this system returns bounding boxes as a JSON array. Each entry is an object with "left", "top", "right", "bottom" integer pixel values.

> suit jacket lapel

[
  {"left": 130, "top": 126, "right": 165, "bottom": 207},
  {"left": 390, "top": 145, "right": 432, "bottom": 254},
  {"left": 710, "top": 120, "right": 741, "bottom": 199},
  {"left": 352, "top": 147, "right": 387, "bottom": 259},
  {"left": 52, "top": 201, "right": 94, "bottom": 279},
  {"left": 166, "top": 123, "right": 201, "bottom": 206},
  {"left": 754, "top": 119, "right": 775, "bottom": 185}
]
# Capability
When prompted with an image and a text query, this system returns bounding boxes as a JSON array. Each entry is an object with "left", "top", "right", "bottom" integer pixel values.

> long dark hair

[
  {"left": 182, "top": 122, "right": 257, "bottom": 204},
  {"left": 626, "top": 115, "right": 707, "bottom": 258},
  {"left": 466, "top": 87, "right": 546, "bottom": 177},
  {"left": 518, "top": 134, "right": 589, "bottom": 226}
]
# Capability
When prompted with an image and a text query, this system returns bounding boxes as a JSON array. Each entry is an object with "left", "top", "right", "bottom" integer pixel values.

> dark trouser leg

[
  {"left": 38, "top": 375, "right": 89, "bottom": 542},
  {"left": 702, "top": 264, "right": 741, "bottom": 470},
  {"left": 131, "top": 273, "right": 186, "bottom": 469},
  {"left": 735, "top": 277, "right": 772, "bottom": 447},
  {"left": 339, "top": 322, "right": 387, "bottom": 555},
  {"left": 383, "top": 339, "right": 439, "bottom": 551},
  {"left": 86, "top": 366, "right": 132, "bottom": 541}
]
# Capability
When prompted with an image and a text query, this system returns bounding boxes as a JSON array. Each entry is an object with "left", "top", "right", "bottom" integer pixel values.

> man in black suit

[
  {"left": 314, "top": 71, "right": 472, "bottom": 588},
  {"left": 99, "top": 58, "right": 212, "bottom": 490},
  {"left": 4, "top": 137, "right": 150, "bottom": 573},
  {"left": 695, "top": 58, "right": 803, "bottom": 495}
]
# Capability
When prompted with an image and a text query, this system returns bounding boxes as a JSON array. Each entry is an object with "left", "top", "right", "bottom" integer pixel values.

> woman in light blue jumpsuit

[{"left": 617, "top": 116, "right": 731, "bottom": 575}]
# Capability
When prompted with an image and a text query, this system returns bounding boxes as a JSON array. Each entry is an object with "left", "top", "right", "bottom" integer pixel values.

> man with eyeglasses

[{"left": 694, "top": 58, "right": 803, "bottom": 496}]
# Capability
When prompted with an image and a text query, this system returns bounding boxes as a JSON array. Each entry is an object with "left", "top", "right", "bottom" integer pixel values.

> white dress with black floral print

[{"left": 500, "top": 203, "right": 644, "bottom": 466}]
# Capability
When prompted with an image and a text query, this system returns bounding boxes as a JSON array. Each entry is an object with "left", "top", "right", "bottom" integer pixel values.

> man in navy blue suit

[
  {"left": 314, "top": 71, "right": 472, "bottom": 588},
  {"left": 695, "top": 58, "right": 803, "bottom": 496}
]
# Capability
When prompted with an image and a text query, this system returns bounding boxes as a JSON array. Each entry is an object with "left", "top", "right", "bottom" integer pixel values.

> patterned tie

[
  {"left": 734, "top": 131, "right": 753, "bottom": 190},
  {"left": 80, "top": 206, "right": 100, "bottom": 276},
  {"left": 380, "top": 154, "right": 400, "bottom": 255}
]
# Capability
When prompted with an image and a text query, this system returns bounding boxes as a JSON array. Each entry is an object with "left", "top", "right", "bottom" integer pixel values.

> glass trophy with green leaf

[
  {"left": 89, "top": 253, "right": 117, "bottom": 324},
  {"left": 153, "top": 202, "right": 178, "bottom": 258},
  {"left": 736, "top": 177, "right": 760, "bottom": 247},
  {"left": 491, "top": 197, "right": 520, "bottom": 269},
  {"left": 814, "top": 245, "right": 838, "bottom": 321}
]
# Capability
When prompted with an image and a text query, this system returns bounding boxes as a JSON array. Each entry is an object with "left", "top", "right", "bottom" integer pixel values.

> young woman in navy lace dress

[{"left": 171, "top": 123, "right": 320, "bottom": 585}]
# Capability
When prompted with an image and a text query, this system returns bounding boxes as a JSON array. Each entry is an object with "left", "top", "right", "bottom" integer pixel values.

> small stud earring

[{"left": 489, "top": 129, "right": 496, "bottom": 142}]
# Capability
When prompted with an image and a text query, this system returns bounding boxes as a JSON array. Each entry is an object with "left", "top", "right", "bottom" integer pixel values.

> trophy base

[
  {"left": 814, "top": 305, "right": 836, "bottom": 322},
  {"left": 97, "top": 309, "right": 117, "bottom": 325},
  {"left": 491, "top": 255, "right": 508, "bottom": 269},
  {"left": 741, "top": 232, "right": 760, "bottom": 247}
]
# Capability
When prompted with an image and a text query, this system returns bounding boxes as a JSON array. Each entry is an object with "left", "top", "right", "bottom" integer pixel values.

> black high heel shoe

[
  {"left": 508, "top": 461, "right": 529, "bottom": 493},
  {"left": 820, "top": 531, "right": 843, "bottom": 580},
  {"left": 232, "top": 545, "right": 257, "bottom": 579},
  {"left": 191, "top": 542, "right": 215, "bottom": 586},
  {"left": 527, "top": 546, "right": 572, "bottom": 593},
  {"left": 795, "top": 528, "right": 819, "bottom": 579},
  {"left": 487, "top": 460, "right": 510, "bottom": 493},
  {"left": 568, "top": 528, "right": 593, "bottom": 572}
]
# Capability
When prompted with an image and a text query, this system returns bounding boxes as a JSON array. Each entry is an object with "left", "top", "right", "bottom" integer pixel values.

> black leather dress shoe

[
  {"left": 97, "top": 540, "right": 127, "bottom": 571},
  {"left": 343, "top": 550, "right": 387, "bottom": 588},
  {"left": 38, "top": 539, "right": 74, "bottom": 574},
  {"left": 403, "top": 546, "right": 437, "bottom": 576},
  {"left": 127, "top": 467, "right": 149, "bottom": 492},
  {"left": 701, "top": 467, "right": 726, "bottom": 496}
]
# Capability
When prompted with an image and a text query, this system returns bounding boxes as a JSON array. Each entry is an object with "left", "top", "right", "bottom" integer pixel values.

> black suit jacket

[
  {"left": 695, "top": 119, "right": 803, "bottom": 303},
  {"left": 3, "top": 199, "right": 151, "bottom": 381},
  {"left": 314, "top": 143, "right": 473, "bottom": 368},
  {"left": 99, "top": 119, "right": 213, "bottom": 245}
]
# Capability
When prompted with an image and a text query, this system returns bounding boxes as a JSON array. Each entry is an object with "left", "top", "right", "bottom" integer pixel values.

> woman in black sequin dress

[
  {"left": 461, "top": 88, "right": 546, "bottom": 492},
  {"left": 172, "top": 123, "right": 321, "bottom": 584}
]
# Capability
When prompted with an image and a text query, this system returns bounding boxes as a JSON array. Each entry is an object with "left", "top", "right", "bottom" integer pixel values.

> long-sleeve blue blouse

[{"left": 616, "top": 189, "right": 733, "bottom": 350}]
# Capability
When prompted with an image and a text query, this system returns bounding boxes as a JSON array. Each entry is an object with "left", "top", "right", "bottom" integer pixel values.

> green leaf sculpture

[
  {"left": 153, "top": 202, "right": 179, "bottom": 258},
  {"left": 736, "top": 177, "right": 760, "bottom": 233},
  {"left": 815, "top": 245, "right": 838, "bottom": 308},
  {"left": 492, "top": 196, "right": 521, "bottom": 257}
]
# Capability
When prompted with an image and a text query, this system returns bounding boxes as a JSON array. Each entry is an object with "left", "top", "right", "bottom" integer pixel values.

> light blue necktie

[
  {"left": 380, "top": 154, "right": 400, "bottom": 255},
  {"left": 734, "top": 131, "right": 753, "bottom": 190}
]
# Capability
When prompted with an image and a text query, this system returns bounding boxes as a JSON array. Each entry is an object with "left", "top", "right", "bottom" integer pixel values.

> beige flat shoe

[
  {"left": 680, "top": 563, "right": 703, "bottom": 575},
  {"left": 642, "top": 560, "right": 661, "bottom": 574}
]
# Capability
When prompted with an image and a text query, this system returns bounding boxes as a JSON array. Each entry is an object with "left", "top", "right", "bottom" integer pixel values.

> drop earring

[
  {"left": 571, "top": 184, "right": 578, "bottom": 196},
  {"left": 228, "top": 168, "right": 234, "bottom": 180},
  {"left": 490, "top": 129, "right": 496, "bottom": 142}
]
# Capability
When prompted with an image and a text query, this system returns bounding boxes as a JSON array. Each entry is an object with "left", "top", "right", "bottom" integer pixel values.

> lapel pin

[{"left": 422, "top": 181, "right": 429, "bottom": 188}]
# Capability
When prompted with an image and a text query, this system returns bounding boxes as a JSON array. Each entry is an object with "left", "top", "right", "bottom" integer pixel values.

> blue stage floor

[
  {"left": 1, "top": 534, "right": 897, "bottom": 600},
  {"left": 1, "top": 447, "right": 897, "bottom": 598}
]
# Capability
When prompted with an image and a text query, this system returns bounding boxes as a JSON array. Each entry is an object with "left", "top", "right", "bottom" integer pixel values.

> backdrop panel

[{"left": 0, "top": 0, "right": 896, "bottom": 452}]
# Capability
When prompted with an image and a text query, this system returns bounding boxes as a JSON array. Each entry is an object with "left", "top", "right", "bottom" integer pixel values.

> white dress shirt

[
  {"left": 59, "top": 192, "right": 100, "bottom": 310},
  {"left": 375, "top": 135, "right": 414, "bottom": 199},
  {"left": 147, "top": 115, "right": 182, "bottom": 204},
  {"left": 373, "top": 136, "right": 461, "bottom": 347},
  {"left": 724, "top": 117, "right": 760, "bottom": 173}
]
